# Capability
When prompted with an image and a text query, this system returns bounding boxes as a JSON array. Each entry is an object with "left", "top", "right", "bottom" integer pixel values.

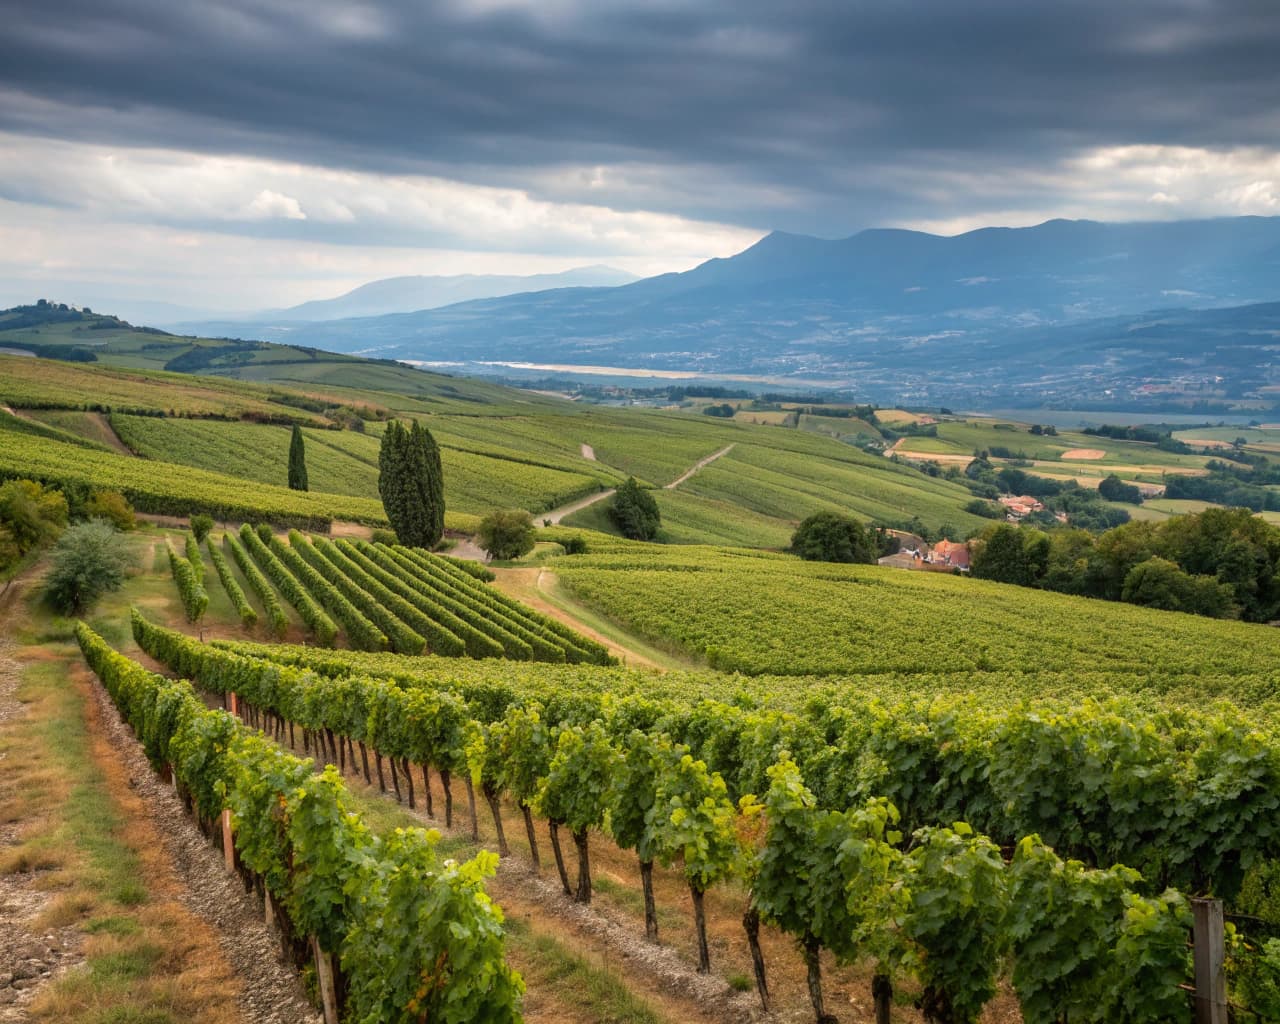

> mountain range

[
  {"left": 118, "top": 216, "right": 1280, "bottom": 408},
  {"left": 167, "top": 265, "right": 636, "bottom": 331}
]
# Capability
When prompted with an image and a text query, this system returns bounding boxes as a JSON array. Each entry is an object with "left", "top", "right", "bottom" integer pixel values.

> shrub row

[
  {"left": 371, "top": 544, "right": 556, "bottom": 661},
  {"left": 205, "top": 535, "right": 256, "bottom": 627},
  {"left": 355, "top": 543, "right": 536, "bottom": 660},
  {"left": 167, "top": 543, "right": 208, "bottom": 623},
  {"left": 288, "top": 532, "right": 424, "bottom": 656},
  {"left": 239, "top": 524, "right": 337, "bottom": 645},
  {"left": 185, "top": 532, "right": 205, "bottom": 584},
  {"left": 224, "top": 533, "right": 288, "bottom": 637},
  {"left": 265, "top": 530, "right": 387, "bottom": 653},
  {"left": 386, "top": 544, "right": 611, "bottom": 665},
  {"left": 77, "top": 621, "right": 523, "bottom": 1023},
  {"left": 333, "top": 541, "right": 503, "bottom": 660},
  {"left": 309, "top": 537, "right": 465, "bottom": 658}
]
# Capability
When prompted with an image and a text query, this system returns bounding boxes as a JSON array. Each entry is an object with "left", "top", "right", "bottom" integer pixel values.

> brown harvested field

[
  {"left": 1059, "top": 448, "right": 1107, "bottom": 460},
  {"left": 1178, "top": 438, "right": 1235, "bottom": 449},
  {"left": 896, "top": 450, "right": 974, "bottom": 465}
]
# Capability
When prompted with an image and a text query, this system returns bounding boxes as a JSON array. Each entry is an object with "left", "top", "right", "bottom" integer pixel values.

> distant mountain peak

[{"left": 271, "top": 265, "right": 639, "bottom": 321}]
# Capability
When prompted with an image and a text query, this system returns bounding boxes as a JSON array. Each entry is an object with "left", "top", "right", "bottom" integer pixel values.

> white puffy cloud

[
  {"left": 244, "top": 189, "right": 307, "bottom": 220},
  {"left": 0, "top": 131, "right": 762, "bottom": 310},
  {"left": 902, "top": 144, "right": 1280, "bottom": 235}
]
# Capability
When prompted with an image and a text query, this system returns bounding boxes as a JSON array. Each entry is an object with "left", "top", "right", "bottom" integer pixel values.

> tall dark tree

[
  {"left": 790, "top": 512, "right": 875, "bottom": 563},
  {"left": 413, "top": 420, "right": 446, "bottom": 545},
  {"left": 287, "top": 424, "right": 308, "bottom": 491},
  {"left": 378, "top": 420, "right": 445, "bottom": 548},
  {"left": 609, "top": 477, "right": 660, "bottom": 540}
]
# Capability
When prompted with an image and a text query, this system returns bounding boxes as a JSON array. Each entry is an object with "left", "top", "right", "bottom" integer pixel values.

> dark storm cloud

[{"left": 2, "top": 0, "right": 1278, "bottom": 234}]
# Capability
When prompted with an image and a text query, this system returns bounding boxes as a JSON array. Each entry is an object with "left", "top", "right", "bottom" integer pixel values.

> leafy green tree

[
  {"left": 477, "top": 509, "right": 535, "bottom": 560},
  {"left": 0, "top": 478, "right": 67, "bottom": 565},
  {"left": 378, "top": 420, "right": 445, "bottom": 548},
  {"left": 1121, "top": 556, "right": 1236, "bottom": 617},
  {"left": 287, "top": 423, "right": 308, "bottom": 491},
  {"left": 43, "top": 519, "right": 131, "bottom": 613},
  {"left": 1090, "top": 519, "right": 1159, "bottom": 599},
  {"left": 650, "top": 747, "right": 740, "bottom": 972},
  {"left": 790, "top": 512, "right": 875, "bottom": 563},
  {"left": 84, "top": 490, "right": 135, "bottom": 530},
  {"left": 609, "top": 477, "right": 660, "bottom": 541},
  {"left": 971, "top": 523, "right": 1047, "bottom": 586},
  {"left": 1098, "top": 474, "right": 1142, "bottom": 504},
  {"left": 534, "top": 721, "right": 616, "bottom": 902}
]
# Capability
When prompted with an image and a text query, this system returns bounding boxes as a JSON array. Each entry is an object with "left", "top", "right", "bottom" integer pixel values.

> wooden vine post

[
  {"left": 312, "top": 936, "right": 339, "bottom": 1024},
  {"left": 1192, "top": 898, "right": 1227, "bottom": 1024},
  {"left": 221, "top": 808, "right": 235, "bottom": 873}
]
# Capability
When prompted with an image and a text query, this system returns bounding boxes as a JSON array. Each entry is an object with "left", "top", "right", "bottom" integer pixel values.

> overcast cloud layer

[{"left": 2, "top": 0, "right": 1279, "bottom": 310}]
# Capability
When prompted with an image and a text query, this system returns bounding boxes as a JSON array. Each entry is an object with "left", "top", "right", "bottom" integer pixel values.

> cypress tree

[
  {"left": 411, "top": 420, "right": 445, "bottom": 545},
  {"left": 378, "top": 420, "right": 444, "bottom": 548},
  {"left": 287, "top": 424, "right": 308, "bottom": 491}
]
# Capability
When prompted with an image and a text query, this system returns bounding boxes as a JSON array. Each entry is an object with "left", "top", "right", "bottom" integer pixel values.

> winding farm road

[
  {"left": 664, "top": 444, "right": 733, "bottom": 489},
  {"left": 534, "top": 442, "right": 736, "bottom": 526},
  {"left": 541, "top": 487, "right": 617, "bottom": 525}
]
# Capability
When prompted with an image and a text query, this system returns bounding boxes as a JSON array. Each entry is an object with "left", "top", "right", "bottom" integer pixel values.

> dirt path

[
  {"left": 538, "top": 443, "right": 735, "bottom": 525},
  {"left": 84, "top": 412, "right": 133, "bottom": 456},
  {"left": 491, "top": 567, "right": 670, "bottom": 669},
  {"left": 449, "top": 537, "right": 492, "bottom": 562},
  {"left": 540, "top": 487, "right": 617, "bottom": 525},
  {"left": 0, "top": 633, "right": 82, "bottom": 1023},
  {"left": 664, "top": 445, "right": 734, "bottom": 489}
]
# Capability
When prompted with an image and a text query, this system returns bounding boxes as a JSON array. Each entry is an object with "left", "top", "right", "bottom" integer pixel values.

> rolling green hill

[{"left": 0, "top": 309, "right": 997, "bottom": 542}]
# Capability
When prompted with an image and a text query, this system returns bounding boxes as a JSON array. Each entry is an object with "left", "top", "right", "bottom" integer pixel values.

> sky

[{"left": 1, "top": 0, "right": 1279, "bottom": 313}]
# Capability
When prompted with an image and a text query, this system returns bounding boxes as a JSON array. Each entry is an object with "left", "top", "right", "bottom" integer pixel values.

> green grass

[
  {"left": 505, "top": 919, "right": 665, "bottom": 1024},
  {"left": 1142, "top": 497, "right": 1223, "bottom": 514}
]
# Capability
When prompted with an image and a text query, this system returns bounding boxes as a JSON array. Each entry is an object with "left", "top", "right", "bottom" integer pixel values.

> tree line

[{"left": 971, "top": 506, "right": 1280, "bottom": 620}]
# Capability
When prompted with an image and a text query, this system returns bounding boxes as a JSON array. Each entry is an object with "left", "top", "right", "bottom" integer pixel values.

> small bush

[
  {"left": 85, "top": 490, "right": 135, "bottom": 531},
  {"left": 43, "top": 520, "right": 131, "bottom": 614},
  {"left": 371, "top": 528, "right": 398, "bottom": 546},
  {"left": 562, "top": 534, "right": 588, "bottom": 555},
  {"left": 477, "top": 509, "right": 536, "bottom": 561},
  {"left": 189, "top": 513, "right": 214, "bottom": 541}
]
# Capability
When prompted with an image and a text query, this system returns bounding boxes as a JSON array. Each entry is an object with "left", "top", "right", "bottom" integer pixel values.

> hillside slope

[{"left": 0, "top": 323, "right": 990, "bottom": 540}]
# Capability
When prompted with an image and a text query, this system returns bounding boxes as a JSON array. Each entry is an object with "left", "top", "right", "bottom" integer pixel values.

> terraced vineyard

[
  {"left": 553, "top": 543, "right": 1280, "bottom": 677},
  {"left": 113, "top": 415, "right": 610, "bottom": 514},
  {"left": 0, "top": 351, "right": 331, "bottom": 422},
  {"left": 0, "top": 420, "right": 387, "bottom": 528}
]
